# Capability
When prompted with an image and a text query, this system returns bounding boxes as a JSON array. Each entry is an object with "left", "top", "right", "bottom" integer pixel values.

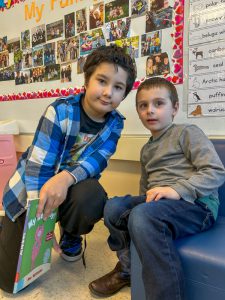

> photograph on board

[
  {"left": 0, "top": 65, "right": 15, "bottom": 81},
  {"left": 60, "top": 63, "right": 72, "bottom": 83},
  {"left": 105, "top": 0, "right": 129, "bottom": 23},
  {"left": 31, "top": 25, "right": 46, "bottom": 48},
  {"left": 21, "top": 30, "right": 30, "bottom": 50},
  {"left": 32, "top": 46, "right": 44, "bottom": 67},
  {"left": 146, "top": 52, "right": 170, "bottom": 77},
  {"left": 15, "top": 70, "right": 30, "bottom": 85},
  {"left": 65, "top": 12, "right": 75, "bottom": 38},
  {"left": 30, "top": 66, "right": 45, "bottom": 83},
  {"left": 131, "top": 0, "right": 148, "bottom": 18},
  {"left": 45, "top": 64, "right": 60, "bottom": 81},
  {"left": 22, "top": 48, "right": 32, "bottom": 69},
  {"left": 141, "top": 30, "right": 162, "bottom": 56},
  {"left": 89, "top": 2, "right": 104, "bottom": 30},
  {"left": 76, "top": 8, "right": 87, "bottom": 33},
  {"left": 104, "top": 17, "right": 131, "bottom": 42},
  {"left": 46, "top": 20, "right": 64, "bottom": 41},
  {"left": 44, "top": 43, "right": 56, "bottom": 66}
]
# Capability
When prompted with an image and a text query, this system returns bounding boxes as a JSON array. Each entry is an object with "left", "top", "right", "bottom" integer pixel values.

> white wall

[{"left": 0, "top": 0, "right": 225, "bottom": 136}]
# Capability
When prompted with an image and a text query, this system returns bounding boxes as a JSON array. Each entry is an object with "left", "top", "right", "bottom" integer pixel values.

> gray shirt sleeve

[
  {"left": 171, "top": 125, "right": 225, "bottom": 203},
  {"left": 139, "top": 157, "right": 148, "bottom": 195}
]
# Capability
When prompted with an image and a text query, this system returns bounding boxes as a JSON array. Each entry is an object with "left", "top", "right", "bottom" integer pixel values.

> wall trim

[{"left": 14, "top": 134, "right": 225, "bottom": 161}]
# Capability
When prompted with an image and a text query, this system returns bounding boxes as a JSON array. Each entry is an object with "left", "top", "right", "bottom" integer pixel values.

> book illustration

[
  {"left": 31, "top": 225, "right": 44, "bottom": 271},
  {"left": 13, "top": 199, "right": 57, "bottom": 293}
]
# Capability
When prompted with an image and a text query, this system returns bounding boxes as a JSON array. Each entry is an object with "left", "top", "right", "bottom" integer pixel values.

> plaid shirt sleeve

[{"left": 25, "top": 103, "right": 65, "bottom": 199}]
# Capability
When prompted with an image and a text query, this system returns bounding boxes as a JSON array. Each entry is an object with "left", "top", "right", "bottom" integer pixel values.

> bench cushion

[{"left": 175, "top": 216, "right": 225, "bottom": 291}]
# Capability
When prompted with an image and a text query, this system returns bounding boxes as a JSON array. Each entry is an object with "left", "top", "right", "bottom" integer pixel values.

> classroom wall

[
  {"left": 2, "top": 0, "right": 225, "bottom": 197},
  {"left": 1, "top": 0, "right": 225, "bottom": 136}
]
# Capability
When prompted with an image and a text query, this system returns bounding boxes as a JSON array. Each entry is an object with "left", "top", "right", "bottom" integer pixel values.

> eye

[
  {"left": 155, "top": 100, "right": 164, "bottom": 107},
  {"left": 138, "top": 103, "right": 148, "bottom": 110},
  {"left": 115, "top": 85, "right": 123, "bottom": 90},
  {"left": 98, "top": 78, "right": 106, "bottom": 84}
]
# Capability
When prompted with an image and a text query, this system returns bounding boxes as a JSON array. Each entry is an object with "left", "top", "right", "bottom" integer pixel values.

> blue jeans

[{"left": 104, "top": 195, "right": 215, "bottom": 300}]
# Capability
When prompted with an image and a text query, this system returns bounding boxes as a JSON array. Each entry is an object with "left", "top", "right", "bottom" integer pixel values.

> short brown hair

[{"left": 136, "top": 77, "right": 179, "bottom": 107}]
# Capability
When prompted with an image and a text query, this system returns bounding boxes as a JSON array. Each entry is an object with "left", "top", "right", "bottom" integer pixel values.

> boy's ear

[{"left": 173, "top": 102, "right": 179, "bottom": 117}]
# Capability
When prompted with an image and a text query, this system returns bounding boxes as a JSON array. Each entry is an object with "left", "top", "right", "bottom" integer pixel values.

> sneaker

[{"left": 59, "top": 232, "right": 83, "bottom": 262}]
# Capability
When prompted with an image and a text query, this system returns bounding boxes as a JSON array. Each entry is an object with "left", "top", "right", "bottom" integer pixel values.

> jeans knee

[
  {"left": 128, "top": 204, "right": 152, "bottom": 241},
  {"left": 104, "top": 197, "right": 127, "bottom": 227}
]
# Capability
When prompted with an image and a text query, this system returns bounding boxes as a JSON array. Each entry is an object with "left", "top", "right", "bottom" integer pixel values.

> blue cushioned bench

[{"left": 131, "top": 139, "right": 225, "bottom": 300}]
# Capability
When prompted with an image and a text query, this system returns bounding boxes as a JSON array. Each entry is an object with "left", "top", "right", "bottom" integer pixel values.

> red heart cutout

[
  {"left": 61, "top": 89, "right": 66, "bottom": 96},
  {"left": 177, "top": 58, "right": 183, "bottom": 65},
  {"left": 176, "top": 5, "right": 183, "bottom": 15},
  {"left": 178, "top": 78, "right": 183, "bottom": 84},
  {"left": 173, "top": 49, "right": 182, "bottom": 59},
  {"left": 172, "top": 76, "right": 179, "bottom": 83},
  {"left": 68, "top": 88, "right": 74, "bottom": 95},
  {"left": 175, "top": 25, "right": 183, "bottom": 32},
  {"left": 38, "top": 91, "right": 43, "bottom": 98},
  {"left": 175, "top": 37, "right": 182, "bottom": 45},
  {"left": 175, "top": 15, "right": 183, "bottom": 25},
  {"left": 175, "top": 32, "right": 182, "bottom": 38},
  {"left": 178, "top": 69, "right": 183, "bottom": 78},
  {"left": 174, "top": 63, "right": 181, "bottom": 74},
  {"left": 43, "top": 91, "right": 48, "bottom": 97}
]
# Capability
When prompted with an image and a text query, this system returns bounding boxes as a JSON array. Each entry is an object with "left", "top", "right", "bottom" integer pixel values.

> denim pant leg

[
  {"left": 104, "top": 195, "right": 146, "bottom": 251},
  {"left": 128, "top": 199, "right": 215, "bottom": 300}
]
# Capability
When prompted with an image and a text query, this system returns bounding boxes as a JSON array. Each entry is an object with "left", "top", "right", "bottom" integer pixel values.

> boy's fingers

[
  {"left": 43, "top": 198, "right": 54, "bottom": 220},
  {"left": 53, "top": 234, "right": 62, "bottom": 254},
  {"left": 154, "top": 193, "right": 162, "bottom": 201},
  {"left": 146, "top": 190, "right": 155, "bottom": 202},
  {"left": 36, "top": 194, "right": 47, "bottom": 218}
]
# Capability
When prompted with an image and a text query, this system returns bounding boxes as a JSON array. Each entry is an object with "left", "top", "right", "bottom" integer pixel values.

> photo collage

[{"left": 0, "top": 0, "right": 174, "bottom": 85}]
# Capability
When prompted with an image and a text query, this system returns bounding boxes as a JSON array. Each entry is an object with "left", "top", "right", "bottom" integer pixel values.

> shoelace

[{"left": 82, "top": 234, "right": 87, "bottom": 268}]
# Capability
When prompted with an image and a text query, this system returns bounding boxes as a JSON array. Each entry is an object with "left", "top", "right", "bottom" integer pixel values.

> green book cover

[{"left": 13, "top": 199, "right": 57, "bottom": 294}]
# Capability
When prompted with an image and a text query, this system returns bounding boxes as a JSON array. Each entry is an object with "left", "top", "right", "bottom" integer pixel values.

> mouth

[
  {"left": 99, "top": 99, "right": 111, "bottom": 106},
  {"left": 147, "top": 119, "right": 158, "bottom": 124}
]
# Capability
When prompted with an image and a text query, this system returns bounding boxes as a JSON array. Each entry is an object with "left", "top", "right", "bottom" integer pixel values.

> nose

[
  {"left": 147, "top": 104, "right": 154, "bottom": 114},
  {"left": 103, "top": 85, "right": 113, "bottom": 98}
]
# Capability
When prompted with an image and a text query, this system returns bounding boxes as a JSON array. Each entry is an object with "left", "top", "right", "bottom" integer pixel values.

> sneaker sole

[{"left": 60, "top": 250, "right": 83, "bottom": 262}]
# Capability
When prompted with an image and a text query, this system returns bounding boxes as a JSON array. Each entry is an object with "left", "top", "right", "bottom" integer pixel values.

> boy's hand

[
  {"left": 53, "top": 233, "right": 62, "bottom": 254},
  {"left": 37, "top": 171, "right": 75, "bottom": 220},
  {"left": 146, "top": 187, "right": 180, "bottom": 202}
]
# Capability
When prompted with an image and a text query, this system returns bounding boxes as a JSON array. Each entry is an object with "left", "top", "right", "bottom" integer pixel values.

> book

[{"left": 13, "top": 199, "right": 57, "bottom": 294}]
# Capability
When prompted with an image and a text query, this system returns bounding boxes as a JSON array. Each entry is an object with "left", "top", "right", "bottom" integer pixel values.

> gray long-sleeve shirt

[{"left": 140, "top": 124, "right": 225, "bottom": 219}]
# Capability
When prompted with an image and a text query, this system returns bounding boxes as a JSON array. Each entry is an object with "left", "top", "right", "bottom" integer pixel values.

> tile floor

[{"left": 0, "top": 220, "right": 130, "bottom": 300}]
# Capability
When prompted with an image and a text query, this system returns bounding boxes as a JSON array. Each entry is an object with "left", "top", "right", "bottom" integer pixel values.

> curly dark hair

[
  {"left": 83, "top": 44, "right": 137, "bottom": 98},
  {"left": 136, "top": 77, "right": 179, "bottom": 108}
]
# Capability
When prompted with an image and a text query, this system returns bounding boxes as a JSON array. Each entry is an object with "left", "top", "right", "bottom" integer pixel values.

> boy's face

[
  {"left": 136, "top": 87, "right": 179, "bottom": 138},
  {"left": 83, "top": 62, "right": 127, "bottom": 121}
]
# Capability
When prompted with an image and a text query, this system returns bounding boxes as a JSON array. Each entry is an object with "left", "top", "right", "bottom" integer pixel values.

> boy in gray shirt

[{"left": 89, "top": 77, "right": 225, "bottom": 300}]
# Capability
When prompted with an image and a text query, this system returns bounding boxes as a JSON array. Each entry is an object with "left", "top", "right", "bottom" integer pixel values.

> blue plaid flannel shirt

[{"left": 3, "top": 93, "right": 125, "bottom": 221}]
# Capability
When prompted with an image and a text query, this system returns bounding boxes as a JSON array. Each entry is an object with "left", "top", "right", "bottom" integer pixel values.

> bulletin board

[
  {"left": 1, "top": 0, "right": 225, "bottom": 137},
  {"left": 0, "top": 0, "right": 184, "bottom": 102}
]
